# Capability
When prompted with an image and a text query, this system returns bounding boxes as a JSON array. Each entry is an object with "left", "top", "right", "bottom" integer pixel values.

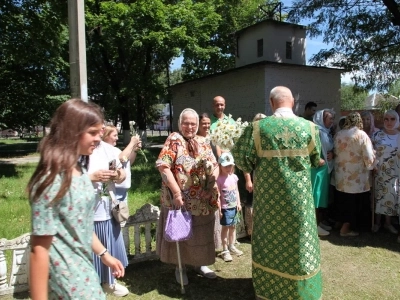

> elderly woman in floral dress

[
  {"left": 156, "top": 108, "right": 220, "bottom": 285},
  {"left": 371, "top": 110, "right": 400, "bottom": 237}
]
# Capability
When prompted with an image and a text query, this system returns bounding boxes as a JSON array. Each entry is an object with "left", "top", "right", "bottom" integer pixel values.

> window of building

[
  {"left": 257, "top": 39, "right": 263, "bottom": 57},
  {"left": 286, "top": 42, "right": 292, "bottom": 59}
]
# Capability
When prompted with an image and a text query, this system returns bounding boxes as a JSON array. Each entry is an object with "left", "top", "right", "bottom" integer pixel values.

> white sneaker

[
  {"left": 319, "top": 222, "right": 332, "bottom": 231},
  {"left": 318, "top": 226, "right": 330, "bottom": 236},
  {"left": 229, "top": 245, "right": 243, "bottom": 256},
  {"left": 195, "top": 266, "right": 217, "bottom": 279},
  {"left": 221, "top": 250, "right": 233, "bottom": 262},
  {"left": 102, "top": 282, "right": 129, "bottom": 297}
]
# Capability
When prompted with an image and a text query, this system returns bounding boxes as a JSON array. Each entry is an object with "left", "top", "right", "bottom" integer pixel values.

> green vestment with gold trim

[{"left": 232, "top": 116, "right": 323, "bottom": 300}]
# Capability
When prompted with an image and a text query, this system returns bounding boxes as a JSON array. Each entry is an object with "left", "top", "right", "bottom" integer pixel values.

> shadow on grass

[
  {"left": 122, "top": 260, "right": 254, "bottom": 300},
  {"left": 0, "top": 164, "right": 35, "bottom": 179},
  {"left": 0, "top": 164, "right": 18, "bottom": 178},
  {"left": 11, "top": 291, "right": 30, "bottom": 299},
  {"left": 319, "top": 225, "right": 400, "bottom": 254},
  {"left": 0, "top": 141, "right": 39, "bottom": 158}
]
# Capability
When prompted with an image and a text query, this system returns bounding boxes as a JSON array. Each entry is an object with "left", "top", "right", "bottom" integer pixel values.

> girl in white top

[{"left": 88, "top": 137, "right": 129, "bottom": 297}]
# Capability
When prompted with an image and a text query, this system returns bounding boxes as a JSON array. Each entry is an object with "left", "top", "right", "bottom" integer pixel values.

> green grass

[
  {"left": 128, "top": 148, "right": 161, "bottom": 209},
  {"left": 0, "top": 164, "right": 35, "bottom": 238},
  {"left": 1, "top": 141, "right": 400, "bottom": 299}
]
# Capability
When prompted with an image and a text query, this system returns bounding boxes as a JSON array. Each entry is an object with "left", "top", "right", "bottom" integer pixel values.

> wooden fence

[{"left": 0, "top": 203, "right": 247, "bottom": 297}]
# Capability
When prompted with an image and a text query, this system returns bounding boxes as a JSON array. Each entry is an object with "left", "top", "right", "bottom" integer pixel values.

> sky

[{"left": 171, "top": 1, "right": 353, "bottom": 84}]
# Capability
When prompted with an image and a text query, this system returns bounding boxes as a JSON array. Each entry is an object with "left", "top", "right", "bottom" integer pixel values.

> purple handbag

[{"left": 164, "top": 208, "right": 193, "bottom": 242}]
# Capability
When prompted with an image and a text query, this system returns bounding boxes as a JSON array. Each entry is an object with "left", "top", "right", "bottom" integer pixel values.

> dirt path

[
  {"left": 0, "top": 156, "right": 40, "bottom": 165},
  {"left": 0, "top": 144, "right": 163, "bottom": 165}
]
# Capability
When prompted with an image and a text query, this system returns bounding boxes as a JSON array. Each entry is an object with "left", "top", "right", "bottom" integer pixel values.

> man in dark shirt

[{"left": 301, "top": 101, "right": 317, "bottom": 121}]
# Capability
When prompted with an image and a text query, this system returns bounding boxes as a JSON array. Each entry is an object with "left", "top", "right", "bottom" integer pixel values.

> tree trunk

[
  {"left": 136, "top": 94, "right": 147, "bottom": 145},
  {"left": 118, "top": 95, "right": 131, "bottom": 145}
]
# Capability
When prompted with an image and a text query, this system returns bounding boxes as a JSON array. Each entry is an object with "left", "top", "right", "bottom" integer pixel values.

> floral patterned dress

[
  {"left": 31, "top": 171, "right": 105, "bottom": 300},
  {"left": 155, "top": 132, "right": 219, "bottom": 266},
  {"left": 372, "top": 130, "right": 400, "bottom": 216},
  {"left": 156, "top": 132, "right": 219, "bottom": 215}
]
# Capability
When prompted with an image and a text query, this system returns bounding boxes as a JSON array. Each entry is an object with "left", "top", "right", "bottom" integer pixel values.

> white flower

[{"left": 210, "top": 117, "right": 249, "bottom": 150}]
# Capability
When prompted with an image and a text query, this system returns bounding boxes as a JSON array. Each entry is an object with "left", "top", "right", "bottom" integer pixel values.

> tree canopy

[
  {"left": 0, "top": 0, "right": 273, "bottom": 131},
  {"left": 182, "top": 0, "right": 270, "bottom": 80},
  {"left": 85, "top": 0, "right": 224, "bottom": 131},
  {"left": 340, "top": 83, "right": 368, "bottom": 111},
  {"left": 0, "top": 0, "right": 69, "bottom": 131},
  {"left": 287, "top": 0, "right": 400, "bottom": 91}
]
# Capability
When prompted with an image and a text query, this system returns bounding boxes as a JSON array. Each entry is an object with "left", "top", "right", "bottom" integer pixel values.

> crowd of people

[
  {"left": 28, "top": 87, "right": 400, "bottom": 299},
  {"left": 302, "top": 103, "right": 400, "bottom": 242}
]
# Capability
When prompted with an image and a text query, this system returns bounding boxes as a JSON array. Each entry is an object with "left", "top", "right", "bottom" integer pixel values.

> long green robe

[{"left": 232, "top": 116, "right": 322, "bottom": 300}]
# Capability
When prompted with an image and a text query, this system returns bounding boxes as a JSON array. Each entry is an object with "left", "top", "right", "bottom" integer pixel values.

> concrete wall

[
  {"left": 170, "top": 66, "right": 266, "bottom": 130},
  {"left": 170, "top": 64, "right": 342, "bottom": 130},
  {"left": 263, "top": 65, "right": 342, "bottom": 118},
  {"left": 236, "top": 22, "right": 306, "bottom": 68}
]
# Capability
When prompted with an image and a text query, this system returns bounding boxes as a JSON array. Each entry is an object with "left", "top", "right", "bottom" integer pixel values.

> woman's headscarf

[
  {"left": 360, "top": 111, "right": 377, "bottom": 137},
  {"left": 178, "top": 108, "right": 199, "bottom": 157},
  {"left": 178, "top": 108, "right": 199, "bottom": 133},
  {"left": 313, "top": 109, "right": 335, "bottom": 173},
  {"left": 343, "top": 112, "right": 363, "bottom": 130},
  {"left": 383, "top": 110, "right": 400, "bottom": 131}
]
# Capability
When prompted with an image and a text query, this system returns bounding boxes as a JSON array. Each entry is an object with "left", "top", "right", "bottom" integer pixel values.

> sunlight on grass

[
  {"left": 0, "top": 164, "right": 34, "bottom": 238},
  {"left": 2, "top": 141, "right": 400, "bottom": 299}
]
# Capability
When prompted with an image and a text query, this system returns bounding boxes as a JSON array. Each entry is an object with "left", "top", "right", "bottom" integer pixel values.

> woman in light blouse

[{"left": 334, "top": 112, "right": 376, "bottom": 237}]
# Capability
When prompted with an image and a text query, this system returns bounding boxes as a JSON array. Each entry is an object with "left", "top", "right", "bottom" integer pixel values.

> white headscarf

[
  {"left": 178, "top": 108, "right": 199, "bottom": 135},
  {"left": 313, "top": 109, "right": 335, "bottom": 173},
  {"left": 383, "top": 110, "right": 400, "bottom": 132}
]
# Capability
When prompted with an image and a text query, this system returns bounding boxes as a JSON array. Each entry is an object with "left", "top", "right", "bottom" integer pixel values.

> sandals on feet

[{"left": 196, "top": 266, "right": 217, "bottom": 279}]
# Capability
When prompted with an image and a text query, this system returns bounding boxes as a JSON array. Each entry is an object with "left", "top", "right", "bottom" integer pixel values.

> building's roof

[
  {"left": 364, "top": 93, "right": 398, "bottom": 109},
  {"left": 235, "top": 19, "right": 306, "bottom": 36},
  {"left": 170, "top": 60, "right": 344, "bottom": 88}
]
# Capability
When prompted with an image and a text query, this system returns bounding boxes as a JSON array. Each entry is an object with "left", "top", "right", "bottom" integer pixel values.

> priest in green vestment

[{"left": 232, "top": 86, "right": 323, "bottom": 300}]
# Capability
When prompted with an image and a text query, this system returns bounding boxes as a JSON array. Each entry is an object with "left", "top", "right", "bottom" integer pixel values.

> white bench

[
  {"left": 0, "top": 204, "right": 160, "bottom": 297},
  {"left": 0, "top": 203, "right": 247, "bottom": 297},
  {"left": 123, "top": 203, "right": 160, "bottom": 263},
  {"left": 0, "top": 233, "right": 30, "bottom": 296}
]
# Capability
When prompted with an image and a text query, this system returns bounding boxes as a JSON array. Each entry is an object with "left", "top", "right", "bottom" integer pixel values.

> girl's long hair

[{"left": 28, "top": 99, "right": 104, "bottom": 203}]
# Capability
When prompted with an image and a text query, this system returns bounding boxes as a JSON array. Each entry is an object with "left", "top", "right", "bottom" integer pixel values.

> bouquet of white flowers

[{"left": 210, "top": 114, "right": 249, "bottom": 151}]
